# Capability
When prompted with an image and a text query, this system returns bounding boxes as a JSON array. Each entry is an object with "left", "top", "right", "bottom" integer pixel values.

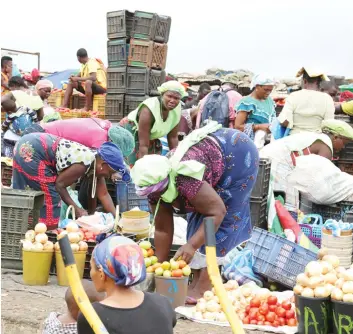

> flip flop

[{"left": 185, "top": 296, "right": 197, "bottom": 305}]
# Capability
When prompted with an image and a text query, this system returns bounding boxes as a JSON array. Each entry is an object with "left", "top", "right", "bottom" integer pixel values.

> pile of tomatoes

[
  {"left": 51, "top": 228, "right": 97, "bottom": 243},
  {"left": 242, "top": 296, "right": 297, "bottom": 327}
]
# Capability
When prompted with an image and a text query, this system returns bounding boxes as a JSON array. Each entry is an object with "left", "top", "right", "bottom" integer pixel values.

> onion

[
  {"left": 78, "top": 241, "right": 88, "bottom": 251},
  {"left": 335, "top": 278, "right": 345, "bottom": 289},
  {"left": 33, "top": 242, "right": 44, "bottom": 251},
  {"left": 25, "top": 230, "right": 36, "bottom": 242},
  {"left": 302, "top": 288, "right": 315, "bottom": 298},
  {"left": 203, "top": 312, "right": 216, "bottom": 320},
  {"left": 68, "top": 232, "right": 80, "bottom": 244},
  {"left": 70, "top": 243, "right": 80, "bottom": 252},
  {"left": 324, "top": 273, "right": 337, "bottom": 284},
  {"left": 197, "top": 298, "right": 206, "bottom": 304},
  {"left": 343, "top": 269, "right": 353, "bottom": 282},
  {"left": 35, "top": 233, "right": 48, "bottom": 244},
  {"left": 331, "top": 288, "right": 344, "bottom": 301},
  {"left": 318, "top": 248, "right": 328, "bottom": 260},
  {"left": 342, "top": 281, "right": 353, "bottom": 294},
  {"left": 212, "top": 295, "right": 220, "bottom": 304},
  {"left": 343, "top": 293, "right": 353, "bottom": 303},
  {"left": 43, "top": 241, "right": 54, "bottom": 251},
  {"left": 255, "top": 288, "right": 271, "bottom": 301},
  {"left": 308, "top": 276, "right": 325, "bottom": 289},
  {"left": 297, "top": 273, "right": 310, "bottom": 287},
  {"left": 66, "top": 221, "right": 79, "bottom": 233},
  {"left": 314, "top": 286, "right": 330, "bottom": 298},
  {"left": 336, "top": 267, "right": 346, "bottom": 278},
  {"left": 321, "top": 261, "right": 333, "bottom": 275},
  {"left": 325, "top": 284, "right": 334, "bottom": 294},
  {"left": 215, "top": 312, "right": 227, "bottom": 322},
  {"left": 322, "top": 255, "right": 340, "bottom": 269},
  {"left": 58, "top": 230, "right": 68, "bottom": 240},
  {"left": 305, "top": 261, "right": 324, "bottom": 277},
  {"left": 204, "top": 291, "right": 214, "bottom": 301},
  {"left": 206, "top": 301, "right": 221, "bottom": 312},
  {"left": 227, "top": 280, "right": 239, "bottom": 290},
  {"left": 240, "top": 286, "right": 252, "bottom": 298},
  {"left": 22, "top": 240, "right": 34, "bottom": 251},
  {"left": 54, "top": 242, "right": 60, "bottom": 251},
  {"left": 294, "top": 285, "right": 304, "bottom": 295},
  {"left": 223, "top": 283, "right": 233, "bottom": 291},
  {"left": 34, "top": 223, "right": 47, "bottom": 234},
  {"left": 196, "top": 302, "right": 207, "bottom": 312}
]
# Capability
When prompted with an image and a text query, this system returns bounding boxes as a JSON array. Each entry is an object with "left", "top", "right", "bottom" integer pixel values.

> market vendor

[
  {"left": 260, "top": 119, "right": 353, "bottom": 206},
  {"left": 234, "top": 74, "right": 276, "bottom": 139},
  {"left": 13, "top": 133, "right": 130, "bottom": 229},
  {"left": 119, "top": 81, "right": 186, "bottom": 166},
  {"left": 278, "top": 68, "right": 335, "bottom": 135},
  {"left": 131, "top": 122, "right": 259, "bottom": 302},
  {"left": 61, "top": 48, "right": 107, "bottom": 111},
  {"left": 1, "top": 56, "right": 12, "bottom": 96}
]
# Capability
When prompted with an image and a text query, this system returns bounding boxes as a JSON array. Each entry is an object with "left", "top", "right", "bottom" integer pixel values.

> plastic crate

[
  {"left": 250, "top": 197, "right": 267, "bottom": 229},
  {"left": 149, "top": 69, "right": 166, "bottom": 96},
  {"left": 153, "top": 15, "right": 171, "bottom": 43},
  {"left": 128, "top": 39, "right": 153, "bottom": 68},
  {"left": 251, "top": 158, "right": 271, "bottom": 198},
  {"left": 344, "top": 211, "right": 353, "bottom": 223},
  {"left": 107, "top": 67, "right": 127, "bottom": 94},
  {"left": 132, "top": 11, "right": 157, "bottom": 41},
  {"left": 47, "top": 91, "right": 64, "bottom": 108},
  {"left": 334, "top": 114, "right": 353, "bottom": 125},
  {"left": 1, "top": 162, "right": 12, "bottom": 187},
  {"left": 124, "top": 95, "right": 148, "bottom": 116},
  {"left": 245, "top": 227, "right": 317, "bottom": 288},
  {"left": 126, "top": 67, "right": 149, "bottom": 95},
  {"left": 1, "top": 189, "right": 44, "bottom": 270},
  {"left": 107, "top": 10, "right": 134, "bottom": 39},
  {"left": 337, "top": 160, "right": 353, "bottom": 175},
  {"left": 339, "top": 142, "right": 353, "bottom": 162},
  {"left": 311, "top": 202, "right": 353, "bottom": 222},
  {"left": 150, "top": 42, "right": 168, "bottom": 70},
  {"left": 92, "top": 94, "right": 106, "bottom": 114},
  {"left": 105, "top": 94, "right": 124, "bottom": 122},
  {"left": 116, "top": 181, "right": 149, "bottom": 213},
  {"left": 107, "top": 39, "right": 129, "bottom": 67}
]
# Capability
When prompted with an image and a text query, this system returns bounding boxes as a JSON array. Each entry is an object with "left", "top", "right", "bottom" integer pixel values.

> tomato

[
  {"left": 282, "top": 301, "right": 292, "bottom": 311},
  {"left": 245, "top": 305, "right": 251, "bottom": 314},
  {"left": 257, "top": 321, "right": 264, "bottom": 326},
  {"left": 267, "top": 296, "right": 278, "bottom": 305},
  {"left": 250, "top": 297, "right": 261, "bottom": 308},
  {"left": 278, "top": 317, "right": 286, "bottom": 326},
  {"left": 269, "top": 304, "right": 277, "bottom": 312},
  {"left": 147, "top": 248, "right": 154, "bottom": 257},
  {"left": 264, "top": 321, "right": 272, "bottom": 326},
  {"left": 272, "top": 320, "right": 280, "bottom": 327},
  {"left": 285, "top": 310, "right": 295, "bottom": 319},
  {"left": 249, "top": 307, "right": 259, "bottom": 314},
  {"left": 249, "top": 310, "right": 258, "bottom": 321},
  {"left": 259, "top": 303, "right": 269, "bottom": 316},
  {"left": 275, "top": 307, "right": 286, "bottom": 318},
  {"left": 243, "top": 316, "right": 250, "bottom": 325},
  {"left": 257, "top": 314, "right": 265, "bottom": 322},
  {"left": 287, "top": 318, "right": 297, "bottom": 327},
  {"left": 250, "top": 320, "right": 258, "bottom": 325},
  {"left": 266, "top": 312, "right": 276, "bottom": 323}
]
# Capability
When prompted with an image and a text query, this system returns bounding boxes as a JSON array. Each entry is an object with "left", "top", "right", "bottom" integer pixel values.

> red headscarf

[{"left": 340, "top": 91, "right": 353, "bottom": 102}]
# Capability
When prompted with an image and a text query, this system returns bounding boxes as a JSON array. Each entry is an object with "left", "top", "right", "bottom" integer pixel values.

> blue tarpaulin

[{"left": 44, "top": 69, "right": 78, "bottom": 89}]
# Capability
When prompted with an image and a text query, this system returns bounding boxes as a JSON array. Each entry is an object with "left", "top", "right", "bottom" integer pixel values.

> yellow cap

[{"left": 296, "top": 67, "right": 330, "bottom": 81}]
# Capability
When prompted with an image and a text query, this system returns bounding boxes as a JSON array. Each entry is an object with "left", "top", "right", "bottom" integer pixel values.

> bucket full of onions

[
  {"left": 54, "top": 220, "right": 88, "bottom": 286},
  {"left": 22, "top": 223, "right": 54, "bottom": 285}
]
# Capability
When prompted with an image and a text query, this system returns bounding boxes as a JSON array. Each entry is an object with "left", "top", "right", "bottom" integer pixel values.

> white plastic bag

[{"left": 287, "top": 155, "right": 353, "bottom": 205}]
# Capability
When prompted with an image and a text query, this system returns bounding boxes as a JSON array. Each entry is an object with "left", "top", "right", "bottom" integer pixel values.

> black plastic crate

[
  {"left": 124, "top": 95, "right": 148, "bottom": 116},
  {"left": 126, "top": 67, "right": 149, "bottom": 95},
  {"left": 116, "top": 181, "right": 149, "bottom": 213},
  {"left": 107, "top": 10, "right": 134, "bottom": 39},
  {"left": 339, "top": 142, "right": 353, "bottom": 162},
  {"left": 1, "top": 162, "right": 12, "bottom": 187},
  {"left": 251, "top": 158, "right": 271, "bottom": 198},
  {"left": 107, "top": 39, "right": 129, "bottom": 68},
  {"left": 107, "top": 67, "right": 127, "bottom": 94},
  {"left": 153, "top": 15, "right": 171, "bottom": 43},
  {"left": 250, "top": 197, "right": 267, "bottom": 229},
  {"left": 312, "top": 202, "right": 353, "bottom": 222},
  {"left": 149, "top": 69, "right": 166, "bottom": 96},
  {"left": 105, "top": 93, "right": 124, "bottom": 122},
  {"left": 344, "top": 211, "right": 353, "bottom": 223},
  {"left": 1, "top": 189, "right": 44, "bottom": 270},
  {"left": 337, "top": 160, "right": 353, "bottom": 175}
]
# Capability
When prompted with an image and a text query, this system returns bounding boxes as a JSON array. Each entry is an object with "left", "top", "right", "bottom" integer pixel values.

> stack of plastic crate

[{"left": 105, "top": 10, "right": 171, "bottom": 123}]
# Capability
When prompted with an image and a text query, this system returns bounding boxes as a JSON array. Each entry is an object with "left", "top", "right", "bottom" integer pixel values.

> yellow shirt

[
  {"left": 342, "top": 100, "right": 353, "bottom": 116},
  {"left": 80, "top": 59, "right": 107, "bottom": 89}
]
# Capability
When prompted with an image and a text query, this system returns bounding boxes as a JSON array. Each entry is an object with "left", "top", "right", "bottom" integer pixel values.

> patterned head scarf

[
  {"left": 157, "top": 81, "right": 188, "bottom": 98},
  {"left": 250, "top": 74, "right": 275, "bottom": 90},
  {"left": 107, "top": 126, "right": 135, "bottom": 158},
  {"left": 321, "top": 119, "right": 353, "bottom": 140},
  {"left": 35, "top": 79, "right": 54, "bottom": 91},
  {"left": 93, "top": 236, "right": 146, "bottom": 287}
]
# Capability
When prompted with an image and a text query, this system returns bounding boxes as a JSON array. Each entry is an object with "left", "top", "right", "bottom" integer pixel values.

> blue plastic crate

[
  {"left": 116, "top": 181, "right": 150, "bottom": 213},
  {"left": 244, "top": 227, "right": 317, "bottom": 288}
]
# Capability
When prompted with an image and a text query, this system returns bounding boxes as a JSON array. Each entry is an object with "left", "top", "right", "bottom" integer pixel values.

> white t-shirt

[{"left": 278, "top": 89, "right": 335, "bottom": 135}]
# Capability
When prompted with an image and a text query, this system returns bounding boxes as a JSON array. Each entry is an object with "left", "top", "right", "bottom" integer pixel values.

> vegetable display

[
  {"left": 54, "top": 222, "right": 88, "bottom": 253},
  {"left": 21, "top": 223, "right": 54, "bottom": 252}
]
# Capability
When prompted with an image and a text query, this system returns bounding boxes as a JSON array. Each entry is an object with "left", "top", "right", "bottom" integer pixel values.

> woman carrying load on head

[
  {"left": 13, "top": 133, "right": 131, "bottom": 229},
  {"left": 131, "top": 122, "right": 259, "bottom": 302},
  {"left": 234, "top": 74, "right": 276, "bottom": 140},
  {"left": 119, "top": 81, "right": 187, "bottom": 166}
]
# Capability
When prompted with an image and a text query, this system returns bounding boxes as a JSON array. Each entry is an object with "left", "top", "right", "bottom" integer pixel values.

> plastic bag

[
  {"left": 59, "top": 188, "right": 82, "bottom": 223},
  {"left": 222, "top": 248, "right": 263, "bottom": 287},
  {"left": 270, "top": 118, "right": 290, "bottom": 140},
  {"left": 76, "top": 212, "right": 115, "bottom": 234}
]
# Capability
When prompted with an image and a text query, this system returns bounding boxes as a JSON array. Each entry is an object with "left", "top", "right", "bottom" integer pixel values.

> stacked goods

[
  {"left": 105, "top": 10, "right": 171, "bottom": 122},
  {"left": 21, "top": 223, "right": 54, "bottom": 251},
  {"left": 53, "top": 221, "right": 88, "bottom": 253}
]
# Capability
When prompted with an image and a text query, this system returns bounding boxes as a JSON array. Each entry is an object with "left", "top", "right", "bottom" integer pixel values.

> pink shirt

[
  {"left": 196, "top": 90, "right": 243, "bottom": 128},
  {"left": 42, "top": 118, "right": 112, "bottom": 148}
]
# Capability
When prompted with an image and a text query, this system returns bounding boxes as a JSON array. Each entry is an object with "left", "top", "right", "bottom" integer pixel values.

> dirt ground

[{"left": 1, "top": 270, "right": 266, "bottom": 334}]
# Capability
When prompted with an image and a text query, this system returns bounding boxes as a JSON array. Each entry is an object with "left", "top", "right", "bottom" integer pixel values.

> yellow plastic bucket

[
  {"left": 22, "top": 249, "right": 54, "bottom": 286},
  {"left": 55, "top": 250, "right": 87, "bottom": 286},
  {"left": 120, "top": 211, "right": 150, "bottom": 234}
]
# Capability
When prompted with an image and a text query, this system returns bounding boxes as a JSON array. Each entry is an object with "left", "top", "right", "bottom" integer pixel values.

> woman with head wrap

[
  {"left": 131, "top": 122, "right": 259, "bottom": 302},
  {"left": 278, "top": 67, "right": 335, "bottom": 135},
  {"left": 77, "top": 236, "right": 177, "bottom": 334},
  {"left": 119, "top": 80, "right": 187, "bottom": 166},
  {"left": 260, "top": 119, "right": 353, "bottom": 206},
  {"left": 234, "top": 74, "right": 276, "bottom": 140},
  {"left": 13, "top": 133, "right": 130, "bottom": 229}
]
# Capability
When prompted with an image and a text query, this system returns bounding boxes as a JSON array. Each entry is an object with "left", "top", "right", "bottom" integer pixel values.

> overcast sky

[{"left": 1, "top": 0, "right": 352, "bottom": 78}]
